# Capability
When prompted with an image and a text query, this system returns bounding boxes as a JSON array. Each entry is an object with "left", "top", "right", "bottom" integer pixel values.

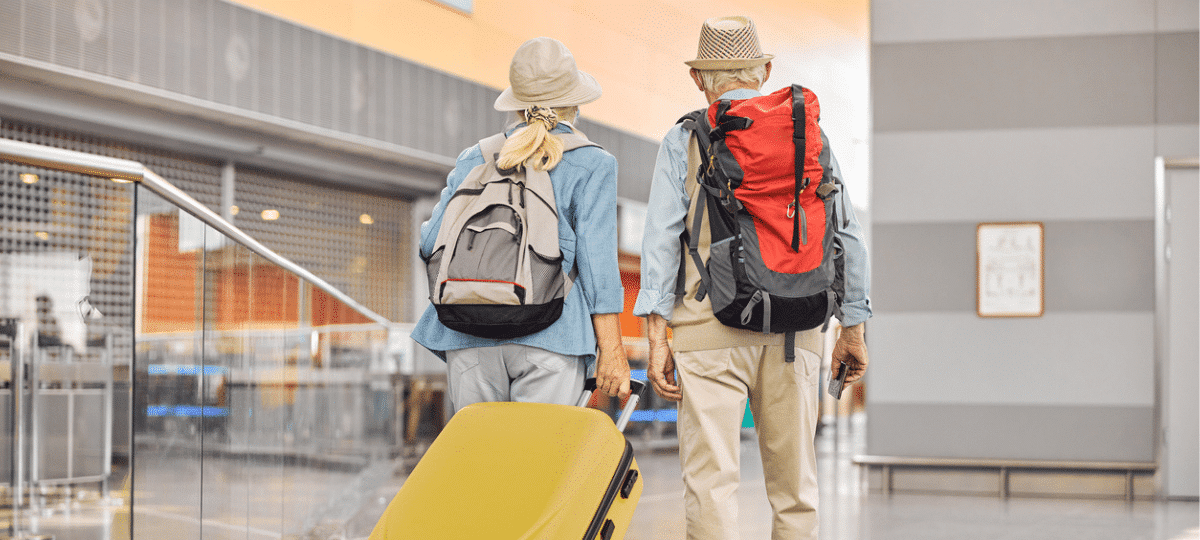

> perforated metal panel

[
  {"left": 232, "top": 168, "right": 412, "bottom": 322},
  {"left": 1, "top": 117, "right": 414, "bottom": 323},
  {"left": 0, "top": 0, "right": 658, "bottom": 201},
  {"left": 0, "top": 134, "right": 135, "bottom": 358}
]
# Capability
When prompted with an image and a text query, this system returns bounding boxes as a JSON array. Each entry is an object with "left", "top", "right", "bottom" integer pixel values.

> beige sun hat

[
  {"left": 685, "top": 16, "right": 774, "bottom": 70},
  {"left": 494, "top": 37, "right": 602, "bottom": 112}
]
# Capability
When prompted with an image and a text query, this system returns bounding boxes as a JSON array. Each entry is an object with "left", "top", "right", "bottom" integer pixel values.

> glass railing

[{"left": 1, "top": 137, "right": 409, "bottom": 539}]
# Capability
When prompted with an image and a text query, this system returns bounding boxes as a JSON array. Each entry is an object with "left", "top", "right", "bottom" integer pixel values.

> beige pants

[{"left": 676, "top": 345, "right": 822, "bottom": 540}]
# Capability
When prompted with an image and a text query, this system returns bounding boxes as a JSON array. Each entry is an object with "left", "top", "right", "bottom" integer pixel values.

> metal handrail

[
  {"left": 853, "top": 454, "right": 1156, "bottom": 471},
  {"left": 0, "top": 137, "right": 392, "bottom": 326}
]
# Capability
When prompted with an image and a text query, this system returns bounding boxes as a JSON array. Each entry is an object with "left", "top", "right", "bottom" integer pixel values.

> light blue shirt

[
  {"left": 632, "top": 88, "right": 872, "bottom": 327},
  {"left": 412, "top": 123, "right": 625, "bottom": 362}
]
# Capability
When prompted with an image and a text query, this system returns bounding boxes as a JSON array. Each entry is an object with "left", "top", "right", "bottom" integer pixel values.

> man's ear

[
  {"left": 763, "top": 62, "right": 772, "bottom": 85},
  {"left": 689, "top": 68, "right": 705, "bottom": 92}
]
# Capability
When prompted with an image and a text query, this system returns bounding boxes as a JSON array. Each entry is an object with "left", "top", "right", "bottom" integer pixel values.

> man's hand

[
  {"left": 592, "top": 313, "right": 631, "bottom": 400},
  {"left": 648, "top": 339, "right": 681, "bottom": 402},
  {"left": 646, "top": 314, "right": 681, "bottom": 401},
  {"left": 831, "top": 323, "right": 869, "bottom": 384}
]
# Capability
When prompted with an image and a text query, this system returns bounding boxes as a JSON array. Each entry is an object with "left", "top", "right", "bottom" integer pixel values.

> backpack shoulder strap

[
  {"left": 677, "top": 108, "right": 706, "bottom": 128},
  {"left": 477, "top": 133, "right": 507, "bottom": 165},
  {"left": 557, "top": 124, "right": 602, "bottom": 152},
  {"left": 675, "top": 126, "right": 714, "bottom": 301}
]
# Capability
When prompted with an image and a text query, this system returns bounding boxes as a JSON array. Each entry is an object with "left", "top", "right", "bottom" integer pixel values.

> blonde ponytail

[{"left": 497, "top": 106, "right": 579, "bottom": 172}]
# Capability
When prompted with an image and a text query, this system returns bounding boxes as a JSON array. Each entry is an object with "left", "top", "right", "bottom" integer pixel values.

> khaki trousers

[{"left": 676, "top": 345, "right": 822, "bottom": 540}]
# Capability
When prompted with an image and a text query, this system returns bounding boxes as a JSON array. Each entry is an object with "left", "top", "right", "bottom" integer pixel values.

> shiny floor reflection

[
  {"left": 625, "top": 414, "right": 1199, "bottom": 540},
  {"left": 7, "top": 414, "right": 1199, "bottom": 539}
]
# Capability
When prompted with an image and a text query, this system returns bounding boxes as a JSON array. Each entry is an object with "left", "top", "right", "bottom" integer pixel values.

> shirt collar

[{"left": 718, "top": 88, "right": 762, "bottom": 101}]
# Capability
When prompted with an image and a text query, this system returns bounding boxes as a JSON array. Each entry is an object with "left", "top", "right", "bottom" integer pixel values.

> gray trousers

[{"left": 445, "top": 344, "right": 587, "bottom": 413}]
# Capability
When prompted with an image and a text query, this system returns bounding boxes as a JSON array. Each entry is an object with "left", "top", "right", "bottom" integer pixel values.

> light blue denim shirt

[
  {"left": 412, "top": 123, "right": 625, "bottom": 362},
  {"left": 632, "top": 88, "right": 872, "bottom": 327}
]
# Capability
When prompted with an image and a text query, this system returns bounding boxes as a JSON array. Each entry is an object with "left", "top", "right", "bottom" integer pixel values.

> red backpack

[{"left": 678, "top": 84, "right": 847, "bottom": 360}]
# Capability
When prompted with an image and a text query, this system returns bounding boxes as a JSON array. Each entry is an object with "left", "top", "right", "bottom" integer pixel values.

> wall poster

[{"left": 977, "top": 222, "right": 1044, "bottom": 318}]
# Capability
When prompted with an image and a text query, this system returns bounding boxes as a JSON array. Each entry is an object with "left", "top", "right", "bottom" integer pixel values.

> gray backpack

[{"left": 423, "top": 129, "right": 598, "bottom": 339}]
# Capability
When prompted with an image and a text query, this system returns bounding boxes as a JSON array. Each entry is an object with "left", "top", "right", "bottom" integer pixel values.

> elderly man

[{"left": 634, "top": 16, "right": 872, "bottom": 540}]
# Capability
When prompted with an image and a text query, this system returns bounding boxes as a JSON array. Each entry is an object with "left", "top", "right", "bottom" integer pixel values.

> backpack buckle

[{"left": 786, "top": 202, "right": 796, "bottom": 219}]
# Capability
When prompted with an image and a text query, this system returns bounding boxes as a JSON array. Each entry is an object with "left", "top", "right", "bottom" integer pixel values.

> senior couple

[{"left": 411, "top": 15, "right": 871, "bottom": 540}]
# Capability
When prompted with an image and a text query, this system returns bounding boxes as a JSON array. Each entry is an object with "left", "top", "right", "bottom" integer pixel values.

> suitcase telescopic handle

[{"left": 577, "top": 378, "right": 648, "bottom": 432}]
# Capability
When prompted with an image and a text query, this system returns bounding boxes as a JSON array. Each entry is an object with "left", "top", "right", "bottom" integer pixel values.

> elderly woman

[{"left": 412, "top": 37, "right": 630, "bottom": 411}]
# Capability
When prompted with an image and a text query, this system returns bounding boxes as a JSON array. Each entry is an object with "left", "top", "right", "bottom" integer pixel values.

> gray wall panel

[
  {"left": 868, "top": 312, "right": 1155, "bottom": 406},
  {"left": 872, "top": 127, "right": 1157, "bottom": 224},
  {"left": 1158, "top": 125, "right": 1200, "bottom": 157},
  {"left": 870, "top": 0, "right": 1193, "bottom": 469},
  {"left": 866, "top": 403, "right": 1155, "bottom": 462},
  {"left": 1044, "top": 221, "right": 1155, "bottom": 312},
  {"left": 0, "top": 0, "right": 660, "bottom": 200},
  {"left": 873, "top": 35, "right": 1155, "bottom": 132},
  {"left": 1160, "top": 0, "right": 1200, "bottom": 33},
  {"left": 1157, "top": 32, "right": 1200, "bottom": 124},
  {"left": 871, "top": 0, "right": 1158, "bottom": 44},
  {"left": 872, "top": 223, "right": 976, "bottom": 313},
  {"left": 873, "top": 220, "right": 1153, "bottom": 314}
]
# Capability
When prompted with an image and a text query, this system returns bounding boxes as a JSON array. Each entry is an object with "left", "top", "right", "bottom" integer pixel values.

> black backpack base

[{"left": 435, "top": 300, "right": 564, "bottom": 340}]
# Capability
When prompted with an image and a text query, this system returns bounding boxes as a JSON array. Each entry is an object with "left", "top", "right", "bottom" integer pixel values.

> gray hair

[{"left": 695, "top": 65, "right": 769, "bottom": 95}]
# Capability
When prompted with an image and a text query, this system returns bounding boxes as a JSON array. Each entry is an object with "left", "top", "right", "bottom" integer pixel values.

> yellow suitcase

[{"left": 369, "top": 379, "right": 646, "bottom": 540}]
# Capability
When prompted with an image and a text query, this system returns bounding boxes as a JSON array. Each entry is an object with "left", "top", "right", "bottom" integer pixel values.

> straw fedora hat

[
  {"left": 685, "top": 16, "right": 774, "bottom": 70},
  {"left": 494, "top": 37, "right": 602, "bottom": 112}
]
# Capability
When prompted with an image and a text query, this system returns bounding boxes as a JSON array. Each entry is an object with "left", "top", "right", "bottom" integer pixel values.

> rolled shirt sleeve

[
  {"left": 822, "top": 133, "right": 872, "bottom": 327},
  {"left": 633, "top": 124, "right": 691, "bottom": 320},
  {"left": 570, "top": 152, "right": 625, "bottom": 315}
]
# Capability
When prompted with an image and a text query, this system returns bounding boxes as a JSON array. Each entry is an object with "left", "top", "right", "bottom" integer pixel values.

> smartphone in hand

[{"left": 828, "top": 361, "right": 848, "bottom": 400}]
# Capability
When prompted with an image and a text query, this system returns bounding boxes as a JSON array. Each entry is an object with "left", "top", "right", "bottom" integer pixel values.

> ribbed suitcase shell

[{"left": 369, "top": 401, "right": 642, "bottom": 540}]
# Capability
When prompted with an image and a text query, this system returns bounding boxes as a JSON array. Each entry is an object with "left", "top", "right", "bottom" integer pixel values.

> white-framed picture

[{"left": 977, "top": 222, "right": 1044, "bottom": 318}]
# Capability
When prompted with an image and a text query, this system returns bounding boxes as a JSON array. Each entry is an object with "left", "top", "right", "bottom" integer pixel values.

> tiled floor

[
  {"left": 6, "top": 415, "right": 1198, "bottom": 539},
  {"left": 624, "top": 415, "right": 1199, "bottom": 540}
]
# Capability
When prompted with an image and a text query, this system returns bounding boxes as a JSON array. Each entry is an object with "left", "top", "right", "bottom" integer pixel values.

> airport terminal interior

[{"left": 0, "top": 0, "right": 1197, "bottom": 538}]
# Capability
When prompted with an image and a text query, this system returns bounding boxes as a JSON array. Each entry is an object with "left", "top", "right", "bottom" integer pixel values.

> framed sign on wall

[{"left": 977, "top": 222, "right": 1044, "bottom": 318}]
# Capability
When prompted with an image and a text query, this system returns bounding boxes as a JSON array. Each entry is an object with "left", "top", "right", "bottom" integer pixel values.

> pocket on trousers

[
  {"left": 679, "top": 349, "right": 732, "bottom": 379},
  {"left": 792, "top": 348, "right": 820, "bottom": 388},
  {"left": 525, "top": 348, "right": 570, "bottom": 373},
  {"left": 447, "top": 349, "right": 481, "bottom": 376}
]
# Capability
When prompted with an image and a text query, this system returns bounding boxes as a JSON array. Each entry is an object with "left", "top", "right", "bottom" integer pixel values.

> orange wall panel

[
  {"left": 141, "top": 215, "right": 200, "bottom": 334},
  {"left": 620, "top": 270, "right": 645, "bottom": 339},
  {"left": 311, "top": 288, "right": 373, "bottom": 326}
]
